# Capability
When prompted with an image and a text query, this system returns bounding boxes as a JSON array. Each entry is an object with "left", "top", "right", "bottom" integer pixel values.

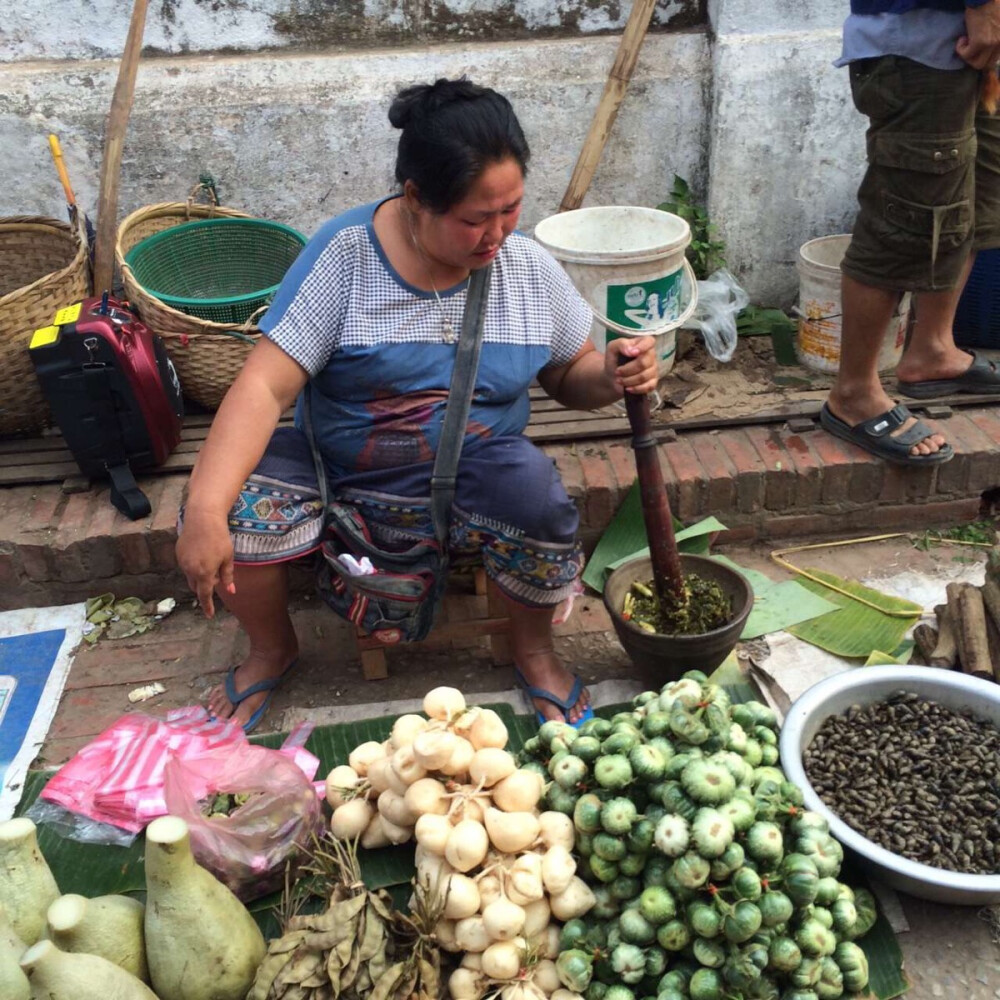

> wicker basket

[
  {"left": 124, "top": 217, "right": 306, "bottom": 324},
  {"left": 0, "top": 215, "right": 91, "bottom": 437},
  {"left": 116, "top": 199, "right": 267, "bottom": 410}
]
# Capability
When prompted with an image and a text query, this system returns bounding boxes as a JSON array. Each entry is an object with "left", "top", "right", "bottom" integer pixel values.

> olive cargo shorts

[{"left": 843, "top": 55, "right": 1000, "bottom": 292}]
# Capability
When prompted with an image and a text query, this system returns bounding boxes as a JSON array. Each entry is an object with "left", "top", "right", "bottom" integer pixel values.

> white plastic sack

[{"left": 685, "top": 268, "right": 749, "bottom": 363}]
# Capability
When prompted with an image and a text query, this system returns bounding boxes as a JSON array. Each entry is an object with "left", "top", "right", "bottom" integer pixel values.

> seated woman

[{"left": 176, "top": 77, "right": 657, "bottom": 733}]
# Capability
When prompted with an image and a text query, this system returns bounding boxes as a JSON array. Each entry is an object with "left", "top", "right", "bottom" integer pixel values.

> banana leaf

[
  {"left": 864, "top": 644, "right": 913, "bottom": 667},
  {"left": 787, "top": 569, "right": 921, "bottom": 658},
  {"left": 581, "top": 480, "right": 726, "bottom": 591}
]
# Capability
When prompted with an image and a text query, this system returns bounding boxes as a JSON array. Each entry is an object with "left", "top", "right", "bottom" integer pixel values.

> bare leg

[
  {"left": 896, "top": 254, "right": 977, "bottom": 386},
  {"left": 825, "top": 268, "right": 974, "bottom": 456},
  {"left": 206, "top": 561, "right": 299, "bottom": 727},
  {"left": 501, "top": 592, "right": 590, "bottom": 724}
]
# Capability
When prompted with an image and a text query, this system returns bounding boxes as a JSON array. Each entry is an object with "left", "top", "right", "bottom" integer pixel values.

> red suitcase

[{"left": 29, "top": 294, "right": 184, "bottom": 519}]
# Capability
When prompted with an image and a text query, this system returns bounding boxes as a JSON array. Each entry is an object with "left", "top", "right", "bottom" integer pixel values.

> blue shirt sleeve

[{"left": 260, "top": 203, "right": 377, "bottom": 374}]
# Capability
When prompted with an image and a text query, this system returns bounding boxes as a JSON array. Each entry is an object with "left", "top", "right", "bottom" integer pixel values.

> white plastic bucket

[
  {"left": 534, "top": 206, "right": 698, "bottom": 377},
  {"left": 795, "top": 234, "right": 910, "bottom": 374}
]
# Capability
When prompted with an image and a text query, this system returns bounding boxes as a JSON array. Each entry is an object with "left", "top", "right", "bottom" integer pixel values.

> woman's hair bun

[{"left": 388, "top": 78, "right": 482, "bottom": 129}]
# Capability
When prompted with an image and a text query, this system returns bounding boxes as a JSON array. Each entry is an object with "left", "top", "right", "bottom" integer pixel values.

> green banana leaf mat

[{"left": 16, "top": 664, "right": 908, "bottom": 999}]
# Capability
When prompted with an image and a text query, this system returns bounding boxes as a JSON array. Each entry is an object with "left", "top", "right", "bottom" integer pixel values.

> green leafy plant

[
  {"left": 657, "top": 175, "right": 726, "bottom": 280},
  {"left": 912, "top": 520, "right": 998, "bottom": 552}
]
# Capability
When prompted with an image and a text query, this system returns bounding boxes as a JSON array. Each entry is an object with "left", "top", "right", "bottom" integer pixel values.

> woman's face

[{"left": 412, "top": 157, "right": 525, "bottom": 273}]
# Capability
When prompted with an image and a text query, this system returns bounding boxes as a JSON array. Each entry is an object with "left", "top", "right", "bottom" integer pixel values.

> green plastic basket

[{"left": 123, "top": 217, "right": 306, "bottom": 324}]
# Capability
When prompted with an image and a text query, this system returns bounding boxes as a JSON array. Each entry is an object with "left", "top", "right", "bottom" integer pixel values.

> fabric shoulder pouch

[{"left": 316, "top": 500, "right": 448, "bottom": 644}]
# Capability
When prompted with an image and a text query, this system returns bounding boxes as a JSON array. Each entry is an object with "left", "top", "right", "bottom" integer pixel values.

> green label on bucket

[{"left": 606, "top": 272, "right": 683, "bottom": 332}]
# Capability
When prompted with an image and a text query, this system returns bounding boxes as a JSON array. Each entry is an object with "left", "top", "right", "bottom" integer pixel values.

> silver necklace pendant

[{"left": 442, "top": 317, "right": 456, "bottom": 344}]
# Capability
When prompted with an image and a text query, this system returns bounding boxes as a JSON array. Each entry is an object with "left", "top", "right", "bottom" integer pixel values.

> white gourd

[
  {"left": 348, "top": 740, "right": 385, "bottom": 777},
  {"left": 444, "top": 820, "right": 489, "bottom": 872},
  {"left": 537, "top": 812, "right": 575, "bottom": 851},
  {"left": 19, "top": 940, "right": 157, "bottom": 1000},
  {"left": 490, "top": 770, "right": 544, "bottom": 812},
  {"left": 481, "top": 940, "right": 522, "bottom": 980},
  {"left": 441, "top": 873, "right": 481, "bottom": 920},
  {"left": 144, "top": 815, "right": 266, "bottom": 1000},
  {"left": 449, "top": 966, "right": 485, "bottom": 1000},
  {"left": 454, "top": 915, "right": 491, "bottom": 953},
  {"left": 542, "top": 924, "right": 561, "bottom": 959},
  {"left": 481, "top": 897, "right": 525, "bottom": 941},
  {"left": 412, "top": 730, "right": 457, "bottom": 770},
  {"left": 484, "top": 808, "right": 540, "bottom": 854},
  {"left": 434, "top": 918, "right": 461, "bottom": 953},
  {"left": 0, "top": 902, "right": 29, "bottom": 1000},
  {"left": 0, "top": 818, "right": 60, "bottom": 946},
  {"left": 414, "top": 814, "right": 452, "bottom": 856},
  {"left": 533, "top": 959, "right": 561, "bottom": 994},
  {"left": 468, "top": 710, "right": 508, "bottom": 750},
  {"left": 360, "top": 813, "right": 392, "bottom": 850},
  {"left": 423, "top": 686, "right": 467, "bottom": 721},
  {"left": 501, "top": 983, "right": 547, "bottom": 1000},
  {"left": 46, "top": 893, "right": 148, "bottom": 982},
  {"left": 521, "top": 897, "right": 551, "bottom": 939},
  {"left": 324, "top": 765, "right": 361, "bottom": 809},
  {"left": 468, "top": 749, "right": 516, "bottom": 788},
  {"left": 331, "top": 798, "right": 375, "bottom": 840},
  {"left": 439, "top": 736, "right": 476, "bottom": 778},
  {"left": 540, "top": 845, "right": 577, "bottom": 895}
]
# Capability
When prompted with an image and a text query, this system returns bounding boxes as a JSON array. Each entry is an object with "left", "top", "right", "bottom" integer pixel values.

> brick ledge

[{"left": 2, "top": 406, "right": 998, "bottom": 609}]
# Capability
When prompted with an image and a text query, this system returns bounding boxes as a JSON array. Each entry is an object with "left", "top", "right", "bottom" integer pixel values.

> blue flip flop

[
  {"left": 514, "top": 667, "right": 595, "bottom": 729},
  {"left": 223, "top": 660, "right": 297, "bottom": 735}
]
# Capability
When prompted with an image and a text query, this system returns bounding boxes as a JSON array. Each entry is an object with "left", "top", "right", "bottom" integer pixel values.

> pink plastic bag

[
  {"left": 162, "top": 723, "right": 325, "bottom": 901},
  {"left": 39, "top": 707, "right": 247, "bottom": 835}
]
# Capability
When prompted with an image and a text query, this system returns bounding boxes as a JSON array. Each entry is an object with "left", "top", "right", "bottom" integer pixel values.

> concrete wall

[
  {"left": 705, "top": 0, "right": 865, "bottom": 304},
  {"left": 1, "top": 0, "right": 702, "bottom": 61},
  {"left": 0, "top": 35, "right": 712, "bottom": 250},
  {"left": 0, "top": 0, "right": 864, "bottom": 304}
]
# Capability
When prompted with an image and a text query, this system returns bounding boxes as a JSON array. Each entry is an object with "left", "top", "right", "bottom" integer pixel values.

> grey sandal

[
  {"left": 820, "top": 402, "right": 953, "bottom": 467},
  {"left": 898, "top": 351, "right": 1000, "bottom": 398}
]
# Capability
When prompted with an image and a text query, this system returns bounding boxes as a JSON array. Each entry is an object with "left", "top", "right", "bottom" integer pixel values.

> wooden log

[
  {"left": 986, "top": 612, "right": 1000, "bottom": 684},
  {"left": 987, "top": 548, "right": 1000, "bottom": 586},
  {"left": 912, "top": 623, "right": 942, "bottom": 668},
  {"left": 980, "top": 577, "right": 1000, "bottom": 634},
  {"left": 930, "top": 602, "right": 959, "bottom": 668},
  {"left": 947, "top": 582, "right": 993, "bottom": 681}
]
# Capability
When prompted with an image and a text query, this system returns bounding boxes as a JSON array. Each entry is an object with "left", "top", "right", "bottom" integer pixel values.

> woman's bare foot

[
  {"left": 517, "top": 649, "right": 590, "bottom": 724},
  {"left": 826, "top": 385, "right": 947, "bottom": 457},
  {"left": 207, "top": 644, "right": 298, "bottom": 729}
]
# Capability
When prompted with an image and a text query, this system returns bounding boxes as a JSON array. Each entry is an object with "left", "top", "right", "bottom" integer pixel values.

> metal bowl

[{"left": 779, "top": 665, "right": 1000, "bottom": 904}]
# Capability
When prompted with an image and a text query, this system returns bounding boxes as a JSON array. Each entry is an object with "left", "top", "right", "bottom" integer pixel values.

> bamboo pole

[
  {"left": 93, "top": 0, "right": 149, "bottom": 293},
  {"left": 559, "top": 0, "right": 658, "bottom": 212}
]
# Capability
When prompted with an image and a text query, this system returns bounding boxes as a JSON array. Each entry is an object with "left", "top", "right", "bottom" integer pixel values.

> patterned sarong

[{"left": 196, "top": 428, "right": 584, "bottom": 608}]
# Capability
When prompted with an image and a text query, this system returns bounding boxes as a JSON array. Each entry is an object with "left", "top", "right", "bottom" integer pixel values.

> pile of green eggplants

[{"left": 517, "top": 671, "right": 875, "bottom": 1000}]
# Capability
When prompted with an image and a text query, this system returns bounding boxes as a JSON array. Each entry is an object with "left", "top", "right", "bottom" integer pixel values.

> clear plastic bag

[
  {"left": 25, "top": 799, "right": 138, "bottom": 848},
  {"left": 685, "top": 268, "right": 750, "bottom": 363},
  {"left": 162, "top": 726, "right": 325, "bottom": 901}
]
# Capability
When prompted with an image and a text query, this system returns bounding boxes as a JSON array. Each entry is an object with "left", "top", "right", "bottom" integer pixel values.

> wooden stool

[{"left": 354, "top": 566, "right": 513, "bottom": 680}]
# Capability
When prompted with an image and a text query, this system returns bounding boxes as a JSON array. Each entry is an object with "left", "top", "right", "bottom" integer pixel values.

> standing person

[
  {"left": 821, "top": 0, "right": 1000, "bottom": 465},
  {"left": 176, "top": 78, "right": 658, "bottom": 732}
]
